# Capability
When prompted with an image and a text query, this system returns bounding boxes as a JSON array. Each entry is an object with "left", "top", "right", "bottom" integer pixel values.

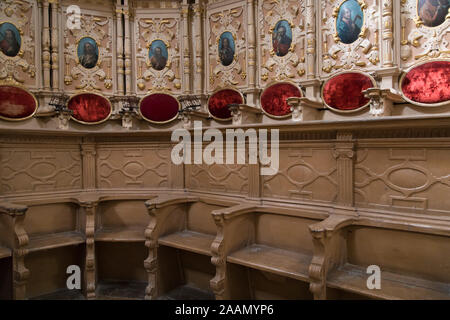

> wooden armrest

[
  {"left": 309, "top": 215, "right": 355, "bottom": 238},
  {"left": 211, "top": 203, "right": 258, "bottom": 221},
  {"left": 287, "top": 97, "right": 324, "bottom": 109},
  {"left": 0, "top": 202, "right": 28, "bottom": 217},
  {"left": 145, "top": 194, "right": 199, "bottom": 210},
  {"left": 228, "top": 104, "right": 262, "bottom": 114}
]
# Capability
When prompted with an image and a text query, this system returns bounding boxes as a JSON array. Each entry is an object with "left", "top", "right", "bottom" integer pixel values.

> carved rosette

[
  {"left": 258, "top": 0, "right": 307, "bottom": 83},
  {"left": 320, "top": 0, "right": 380, "bottom": 74},
  {"left": 400, "top": 0, "right": 450, "bottom": 66},
  {"left": 135, "top": 15, "right": 182, "bottom": 93},
  {"left": 63, "top": 13, "right": 114, "bottom": 92},
  {"left": 0, "top": 0, "right": 37, "bottom": 87},
  {"left": 207, "top": 4, "right": 248, "bottom": 90}
]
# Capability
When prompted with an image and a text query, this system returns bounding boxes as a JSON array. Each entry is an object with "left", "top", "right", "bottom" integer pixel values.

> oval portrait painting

[
  {"left": 272, "top": 20, "right": 292, "bottom": 57},
  {"left": 218, "top": 32, "right": 235, "bottom": 67},
  {"left": 0, "top": 22, "right": 21, "bottom": 57},
  {"left": 418, "top": 0, "right": 450, "bottom": 28},
  {"left": 77, "top": 37, "right": 99, "bottom": 69},
  {"left": 336, "top": 0, "right": 364, "bottom": 44},
  {"left": 149, "top": 40, "right": 168, "bottom": 71}
]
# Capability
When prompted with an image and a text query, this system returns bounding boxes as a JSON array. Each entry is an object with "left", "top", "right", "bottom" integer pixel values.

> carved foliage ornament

[
  {"left": 400, "top": 0, "right": 450, "bottom": 64},
  {"left": 136, "top": 17, "right": 181, "bottom": 92},
  {"left": 259, "top": 0, "right": 306, "bottom": 82},
  {"left": 0, "top": 0, "right": 36, "bottom": 86},
  {"left": 208, "top": 5, "right": 247, "bottom": 89},
  {"left": 321, "top": 0, "right": 380, "bottom": 74},
  {"left": 64, "top": 14, "right": 113, "bottom": 91}
]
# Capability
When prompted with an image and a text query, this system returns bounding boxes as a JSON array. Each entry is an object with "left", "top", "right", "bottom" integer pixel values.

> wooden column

[
  {"left": 192, "top": 2, "right": 204, "bottom": 96},
  {"left": 305, "top": 0, "right": 316, "bottom": 79},
  {"left": 123, "top": 7, "right": 132, "bottom": 94},
  {"left": 333, "top": 132, "right": 355, "bottom": 208},
  {"left": 116, "top": 5, "right": 124, "bottom": 95},
  {"left": 50, "top": 0, "right": 59, "bottom": 90},
  {"left": 81, "top": 139, "right": 97, "bottom": 190},
  {"left": 382, "top": 0, "right": 394, "bottom": 67},
  {"left": 181, "top": 2, "right": 191, "bottom": 94},
  {"left": 42, "top": 0, "right": 51, "bottom": 90}
]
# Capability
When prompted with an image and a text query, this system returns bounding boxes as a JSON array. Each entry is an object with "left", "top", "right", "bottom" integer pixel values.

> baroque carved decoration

[
  {"left": 258, "top": 0, "right": 307, "bottom": 83},
  {"left": 135, "top": 16, "right": 182, "bottom": 92},
  {"left": 400, "top": 0, "right": 450, "bottom": 65},
  {"left": 207, "top": 4, "right": 247, "bottom": 90},
  {"left": 63, "top": 13, "right": 114, "bottom": 91},
  {"left": 0, "top": 0, "right": 37, "bottom": 86},
  {"left": 321, "top": 0, "right": 381, "bottom": 74}
]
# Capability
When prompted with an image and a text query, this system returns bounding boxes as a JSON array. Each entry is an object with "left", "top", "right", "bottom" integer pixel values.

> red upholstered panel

[
  {"left": 261, "top": 83, "right": 301, "bottom": 117},
  {"left": 208, "top": 89, "right": 243, "bottom": 120},
  {"left": 140, "top": 93, "right": 179, "bottom": 123},
  {"left": 0, "top": 86, "right": 37, "bottom": 120},
  {"left": 68, "top": 93, "right": 111, "bottom": 123},
  {"left": 401, "top": 61, "right": 450, "bottom": 105},
  {"left": 323, "top": 73, "right": 373, "bottom": 111}
]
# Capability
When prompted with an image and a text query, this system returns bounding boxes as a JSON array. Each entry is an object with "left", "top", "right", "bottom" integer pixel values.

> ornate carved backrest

[
  {"left": 67, "top": 92, "right": 112, "bottom": 125},
  {"left": 0, "top": 85, "right": 38, "bottom": 122},
  {"left": 322, "top": 71, "right": 376, "bottom": 113},
  {"left": 260, "top": 81, "right": 302, "bottom": 118},
  {"left": 400, "top": 59, "right": 450, "bottom": 107},
  {"left": 138, "top": 92, "right": 180, "bottom": 124},
  {"left": 207, "top": 88, "right": 244, "bottom": 121}
]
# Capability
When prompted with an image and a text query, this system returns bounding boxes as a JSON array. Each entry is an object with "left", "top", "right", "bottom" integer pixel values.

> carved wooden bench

[
  {"left": 143, "top": 193, "right": 239, "bottom": 300},
  {"left": 308, "top": 215, "right": 450, "bottom": 300}
]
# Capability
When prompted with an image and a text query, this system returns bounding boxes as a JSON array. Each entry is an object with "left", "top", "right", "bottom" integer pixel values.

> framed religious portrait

[
  {"left": 149, "top": 39, "right": 169, "bottom": 71},
  {"left": 417, "top": 0, "right": 450, "bottom": 28},
  {"left": 272, "top": 20, "right": 293, "bottom": 57},
  {"left": 0, "top": 22, "right": 21, "bottom": 58},
  {"left": 77, "top": 37, "right": 99, "bottom": 69},
  {"left": 218, "top": 31, "right": 235, "bottom": 67},
  {"left": 336, "top": 0, "right": 364, "bottom": 44}
]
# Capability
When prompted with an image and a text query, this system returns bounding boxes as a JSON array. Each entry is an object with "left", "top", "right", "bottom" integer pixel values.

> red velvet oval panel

[
  {"left": 208, "top": 89, "right": 243, "bottom": 120},
  {"left": 0, "top": 85, "right": 37, "bottom": 120},
  {"left": 401, "top": 61, "right": 450, "bottom": 105},
  {"left": 261, "top": 83, "right": 301, "bottom": 117},
  {"left": 68, "top": 93, "right": 111, "bottom": 123},
  {"left": 323, "top": 73, "right": 374, "bottom": 111},
  {"left": 140, "top": 93, "right": 179, "bottom": 123}
]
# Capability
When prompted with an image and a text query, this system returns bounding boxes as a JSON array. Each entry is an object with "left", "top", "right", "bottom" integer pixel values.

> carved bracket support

[
  {"left": 178, "top": 109, "right": 210, "bottom": 129},
  {"left": 287, "top": 97, "right": 323, "bottom": 122},
  {"left": 308, "top": 215, "right": 355, "bottom": 300},
  {"left": 363, "top": 88, "right": 404, "bottom": 117},
  {"left": 228, "top": 104, "right": 262, "bottom": 126}
]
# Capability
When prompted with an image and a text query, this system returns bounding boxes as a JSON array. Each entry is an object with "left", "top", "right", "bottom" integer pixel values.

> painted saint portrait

[
  {"left": 0, "top": 23, "right": 21, "bottom": 57},
  {"left": 149, "top": 40, "right": 168, "bottom": 71},
  {"left": 336, "top": 0, "right": 364, "bottom": 44},
  {"left": 77, "top": 37, "right": 99, "bottom": 69},
  {"left": 418, "top": 0, "right": 450, "bottom": 27},
  {"left": 218, "top": 32, "right": 235, "bottom": 67},
  {"left": 272, "top": 20, "right": 292, "bottom": 57}
]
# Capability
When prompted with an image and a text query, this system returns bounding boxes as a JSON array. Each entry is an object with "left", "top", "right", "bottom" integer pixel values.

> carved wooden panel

[
  {"left": 319, "top": 0, "right": 382, "bottom": 75},
  {"left": 62, "top": 4, "right": 114, "bottom": 93},
  {"left": 257, "top": 0, "right": 307, "bottom": 83},
  {"left": 206, "top": 1, "right": 248, "bottom": 91},
  {"left": 263, "top": 146, "right": 337, "bottom": 202},
  {"left": 0, "top": 0, "right": 38, "bottom": 88},
  {"left": 96, "top": 146, "right": 170, "bottom": 189},
  {"left": 186, "top": 163, "right": 249, "bottom": 195},
  {"left": 134, "top": 9, "right": 183, "bottom": 93},
  {"left": 0, "top": 143, "right": 82, "bottom": 194},
  {"left": 400, "top": 0, "right": 450, "bottom": 66},
  {"left": 355, "top": 142, "right": 450, "bottom": 214}
]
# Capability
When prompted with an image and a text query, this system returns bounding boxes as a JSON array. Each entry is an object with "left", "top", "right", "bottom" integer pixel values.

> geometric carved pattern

[
  {"left": 264, "top": 148, "right": 337, "bottom": 202},
  {"left": 355, "top": 147, "right": 450, "bottom": 213},
  {"left": 187, "top": 164, "right": 249, "bottom": 194},
  {"left": 0, "top": 148, "right": 81, "bottom": 194},
  {"left": 97, "top": 148, "right": 169, "bottom": 189}
]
